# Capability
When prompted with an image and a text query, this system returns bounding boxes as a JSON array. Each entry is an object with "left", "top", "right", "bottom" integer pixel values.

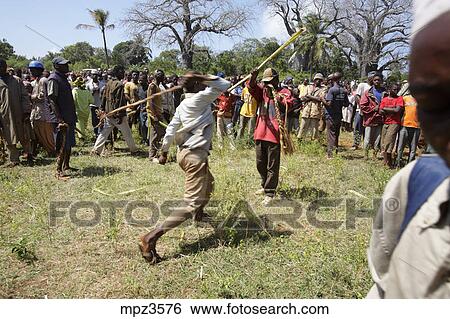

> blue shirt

[
  {"left": 325, "top": 83, "right": 349, "bottom": 122},
  {"left": 374, "top": 87, "right": 383, "bottom": 104}
]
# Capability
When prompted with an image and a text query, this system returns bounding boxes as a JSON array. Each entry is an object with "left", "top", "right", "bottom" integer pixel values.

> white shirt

[{"left": 161, "top": 77, "right": 230, "bottom": 153}]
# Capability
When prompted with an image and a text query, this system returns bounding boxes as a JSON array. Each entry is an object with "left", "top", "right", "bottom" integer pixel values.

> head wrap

[{"left": 412, "top": 0, "right": 450, "bottom": 39}]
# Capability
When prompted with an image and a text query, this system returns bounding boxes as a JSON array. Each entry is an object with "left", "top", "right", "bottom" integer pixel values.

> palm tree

[
  {"left": 292, "top": 14, "right": 336, "bottom": 77},
  {"left": 76, "top": 9, "right": 115, "bottom": 67}
]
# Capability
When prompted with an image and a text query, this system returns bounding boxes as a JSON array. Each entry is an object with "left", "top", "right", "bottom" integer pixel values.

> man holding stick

[
  {"left": 139, "top": 72, "right": 230, "bottom": 264},
  {"left": 91, "top": 65, "right": 137, "bottom": 156},
  {"left": 48, "top": 57, "right": 77, "bottom": 178},
  {"left": 147, "top": 70, "right": 167, "bottom": 161},
  {"left": 248, "top": 68, "right": 293, "bottom": 206}
]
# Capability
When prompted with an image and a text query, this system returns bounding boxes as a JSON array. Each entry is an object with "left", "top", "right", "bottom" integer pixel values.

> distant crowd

[{"left": 1, "top": 58, "right": 423, "bottom": 178}]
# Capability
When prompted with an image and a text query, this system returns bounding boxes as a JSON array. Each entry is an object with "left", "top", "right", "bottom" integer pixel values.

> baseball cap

[
  {"left": 52, "top": 57, "right": 70, "bottom": 65},
  {"left": 262, "top": 68, "right": 278, "bottom": 83}
]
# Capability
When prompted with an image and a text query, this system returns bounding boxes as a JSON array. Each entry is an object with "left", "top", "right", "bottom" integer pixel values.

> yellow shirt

[
  {"left": 124, "top": 81, "right": 139, "bottom": 104},
  {"left": 298, "top": 84, "right": 309, "bottom": 98},
  {"left": 240, "top": 87, "right": 257, "bottom": 117}
]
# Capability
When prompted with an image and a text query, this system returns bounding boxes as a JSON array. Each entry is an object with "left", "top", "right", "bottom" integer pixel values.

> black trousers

[
  {"left": 256, "top": 140, "right": 281, "bottom": 197},
  {"left": 326, "top": 118, "right": 341, "bottom": 156}
]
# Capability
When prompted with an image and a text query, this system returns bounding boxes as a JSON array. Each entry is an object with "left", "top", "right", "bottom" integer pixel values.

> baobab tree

[{"left": 123, "top": 0, "right": 250, "bottom": 69}]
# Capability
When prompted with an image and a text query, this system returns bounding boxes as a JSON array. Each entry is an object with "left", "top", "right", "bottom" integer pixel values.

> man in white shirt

[
  {"left": 139, "top": 72, "right": 230, "bottom": 264},
  {"left": 352, "top": 72, "right": 374, "bottom": 150}
]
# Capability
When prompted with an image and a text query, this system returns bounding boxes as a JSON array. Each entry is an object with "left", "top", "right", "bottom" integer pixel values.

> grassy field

[{"left": 0, "top": 130, "right": 396, "bottom": 298}]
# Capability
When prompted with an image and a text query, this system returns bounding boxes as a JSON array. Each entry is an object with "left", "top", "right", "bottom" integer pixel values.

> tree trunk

[
  {"left": 102, "top": 28, "right": 110, "bottom": 68},
  {"left": 181, "top": 51, "right": 193, "bottom": 69},
  {"left": 302, "top": 48, "right": 311, "bottom": 72}
]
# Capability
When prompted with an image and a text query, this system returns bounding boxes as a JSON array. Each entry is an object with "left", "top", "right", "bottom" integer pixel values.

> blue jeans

[
  {"left": 396, "top": 126, "right": 420, "bottom": 165},
  {"left": 232, "top": 100, "right": 243, "bottom": 125}
]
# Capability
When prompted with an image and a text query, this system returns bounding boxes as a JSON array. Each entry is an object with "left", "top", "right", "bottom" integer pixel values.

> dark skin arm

[
  {"left": 250, "top": 68, "right": 259, "bottom": 87},
  {"left": 158, "top": 72, "right": 215, "bottom": 165},
  {"left": 381, "top": 106, "right": 402, "bottom": 114},
  {"left": 321, "top": 97, "right": 331, "bottom": 107},
  {"left": 306, "top": 95, "right": 322, "bottom": 103}
]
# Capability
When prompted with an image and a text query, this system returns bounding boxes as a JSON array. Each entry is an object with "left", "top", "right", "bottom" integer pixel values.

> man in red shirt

[
  {"left": 248, "top": 68, "right": 293, "bottom": 206},
  {"left": 360, "top": 73, "right": 385, "bottom": 159},
  {"left": 380, "top": 83, "right": 404, "bottom": 168},
  {"left": 216, "top": 91, "right": 235, "bottom": 149}
]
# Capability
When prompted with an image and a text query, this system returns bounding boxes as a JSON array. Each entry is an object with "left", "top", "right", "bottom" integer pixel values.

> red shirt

[
  {"left": 247, "top": 82, "right": 293, "bottom": 144},
  {"left": 216, "top": 93, "right": 235, "bottom": 118},
  {"left": 380, "top": 96, "right": 404, "bottom": 125}
]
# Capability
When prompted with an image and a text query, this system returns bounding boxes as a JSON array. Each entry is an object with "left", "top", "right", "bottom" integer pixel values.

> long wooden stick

[
  {"left": 227, "top": 28, "right": 306, "bottom": 92},
  {"left": 104, "top": 85, "right": 182, "bottom": 118}
]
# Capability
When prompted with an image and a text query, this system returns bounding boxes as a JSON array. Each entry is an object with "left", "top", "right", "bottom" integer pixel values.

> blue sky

[{"left": 3, "top": 0, "right": 288, "bottom": 59}]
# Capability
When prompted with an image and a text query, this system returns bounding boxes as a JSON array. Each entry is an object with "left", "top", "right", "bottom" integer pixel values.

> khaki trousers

[
  {"left": 161, "top": 148, "right": 214, "bottom": 232},
  {"left": 33, "top": 120, "right": 56, "bottom": 154},
  {"left": 298, "top": 118, "right": 320, "bottom": 140},
  {"left": 381, "top": 124, "right": 400, "bottom": 154}
]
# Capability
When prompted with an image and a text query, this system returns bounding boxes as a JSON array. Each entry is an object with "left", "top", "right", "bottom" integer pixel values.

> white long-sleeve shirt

[{"left": 161, "top": 77, "right": 230, "bottom": 153}]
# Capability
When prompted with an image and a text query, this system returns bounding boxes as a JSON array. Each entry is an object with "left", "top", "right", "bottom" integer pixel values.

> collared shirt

[
  {"left": 368, "top": 155, "right": 450, "bottom": 298},
  {"left": 301, "top": 84, "right": 327, "bottom": 119},
  {"left": 298, "top": 84, "right": 309, "bottom": 98},
  {"left": 161, "top": 77, "right": 230, "bottom": 153}
]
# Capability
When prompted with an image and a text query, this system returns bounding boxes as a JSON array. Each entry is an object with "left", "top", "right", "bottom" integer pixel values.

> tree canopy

[
  {"left": 111, "top": 37, "right": 151, "bottom": 67},
  {"left": 0, "top": 39, "right": 15, "bottom": 60}
]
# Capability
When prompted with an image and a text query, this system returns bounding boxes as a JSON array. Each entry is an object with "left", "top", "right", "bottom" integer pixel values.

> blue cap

[
  {"left": 217, "top": 71, "right": 225, "bottom": 78},
  {"left": 28, "top": 60, "right": 44, "bottom": 69},
  {"left": 52, "top": 57, "right": 70, "bottom": 65}
]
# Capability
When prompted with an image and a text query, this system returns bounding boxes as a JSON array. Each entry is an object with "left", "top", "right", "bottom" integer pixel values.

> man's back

[
  {"left": 325, "top": 83, "right": 348, "bottom": 120},
  {"left": 161, "top": 77, "right": 230, "bottom": 153}
]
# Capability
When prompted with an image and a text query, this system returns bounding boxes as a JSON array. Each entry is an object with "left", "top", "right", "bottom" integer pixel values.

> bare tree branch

[{"left": 122, "top": 0, "right": 251, "bottom": 68}]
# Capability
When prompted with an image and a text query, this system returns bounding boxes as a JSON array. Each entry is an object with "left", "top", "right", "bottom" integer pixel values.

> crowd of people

[
  {"left": 1, "top": 0, "right": 450, "bottom": 299},
  {"left": 0, "top": 58, "right": 422, "bottom": 174}
]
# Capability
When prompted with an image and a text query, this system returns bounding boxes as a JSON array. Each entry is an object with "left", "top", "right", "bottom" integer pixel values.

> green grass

[{"left": 0, "top": 130, "right": 396, "bottom": 298}]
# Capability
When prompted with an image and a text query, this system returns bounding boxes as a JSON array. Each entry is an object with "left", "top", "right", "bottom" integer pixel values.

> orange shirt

[{"left": 402, "top": 95, "right": 419, "bottom": 128}]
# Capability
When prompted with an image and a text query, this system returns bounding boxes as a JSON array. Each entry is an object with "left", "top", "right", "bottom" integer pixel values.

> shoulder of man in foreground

[{"left": 368, "top": 155, "right": 450, "bottom": 288}]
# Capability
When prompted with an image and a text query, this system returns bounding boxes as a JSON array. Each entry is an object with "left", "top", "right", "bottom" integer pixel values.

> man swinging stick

[
  {"left": 139, "top": 72, "right": 230, "bottom": 264},
  {"left": 139, "top": 30, "right": 304, "bottom": 264}
]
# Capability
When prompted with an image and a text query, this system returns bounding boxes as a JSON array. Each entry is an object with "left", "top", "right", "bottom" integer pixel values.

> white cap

[{"left": 413, "top": 0, "right": 450, "bottom": 39}]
